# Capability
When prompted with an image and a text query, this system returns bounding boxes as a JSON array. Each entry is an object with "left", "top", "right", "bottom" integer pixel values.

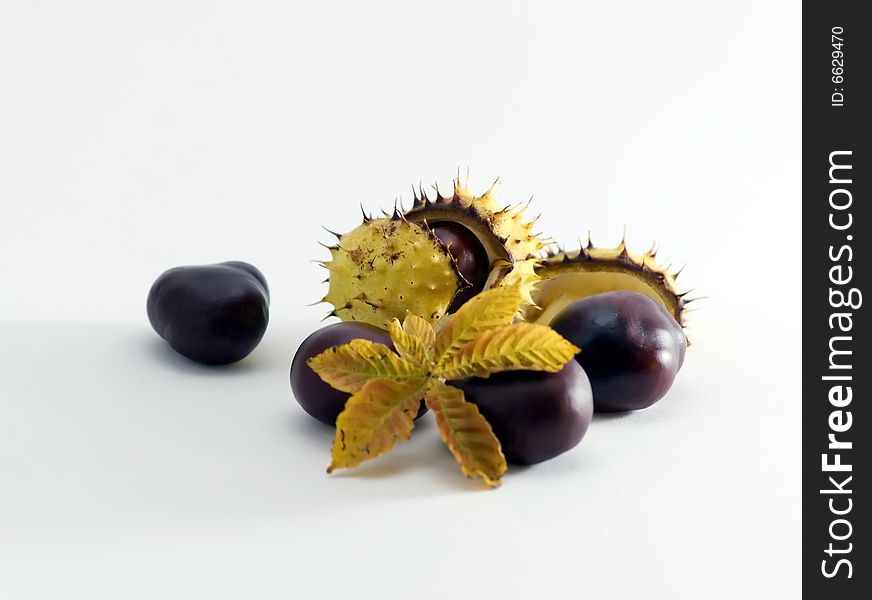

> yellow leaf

[
  {"left": 308, "top": 339, "right": 423, "bottom": 394},
  {"left": 434, "top": 285, "right": 522, "bottom": 364},
  {"left": 435, "top": 323, "right": 580, "bottom": 380},
  {"left": 425, "top": 380, "right": 506, "bottom": 487},
  {"left": 404, "top": 314, "right": 436, "bottom": 353},
  {"left": 328, "top": 377, "right": 429, "bottom": 473},
  {"left": 388, "top": 315, "right": 435, "bottom": 367}
]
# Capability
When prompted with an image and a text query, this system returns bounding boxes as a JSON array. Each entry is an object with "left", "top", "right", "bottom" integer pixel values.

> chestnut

[
  {"left": 291, "top": 322, "right": 427, "bottom": 426},
  {"left": 451, "top": 361, "right": 593, "bottom": 465},
  {"left": 549, "top": 291, "right": 686, "bottom": 412},
  {"left": 147, "top": 261, "right": 269, "bottom": 365},
  {"left": 431, "top": 222, "right": 490, "bottom": 312}
]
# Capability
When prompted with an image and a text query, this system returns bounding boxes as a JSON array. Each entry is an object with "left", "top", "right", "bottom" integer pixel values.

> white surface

[{"left": 0, "top": 1, "right": 800, "bottom": 599}]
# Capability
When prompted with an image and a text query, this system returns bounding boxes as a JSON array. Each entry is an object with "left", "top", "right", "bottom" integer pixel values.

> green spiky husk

[{"left": 323, "top": 218, "right": 460, "bottom": 329}]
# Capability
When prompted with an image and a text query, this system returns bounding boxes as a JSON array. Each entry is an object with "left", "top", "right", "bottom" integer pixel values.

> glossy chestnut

[
  {"left": 549, "top": 291, "right": 686, "bottom": 412},
  {"left": 147, "top": 261, "right": 269, "bottom": 365},
  {"left": 291, "top": 322, "right": 427, "bottom": 426},
  {"left": 432, "top": 222, "right": 490, "bottom": 312},
  {"left": 451, "top": 361, "right": 593, "bottom": 465}
]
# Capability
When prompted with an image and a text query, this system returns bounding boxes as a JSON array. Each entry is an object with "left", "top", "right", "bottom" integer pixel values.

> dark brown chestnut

[
  {"left": 291, "top": 322, "right": 427, "bottom": 426},
  {"left": 451, "top": 361, "right": 593, "bottom": 465},
  {"left": 147, "top": 261, "right": 269, "bottom": 365},
  {"left": 431, "top": 222, "right": 490, "bottom": 312},
  {"left": 548, "top": 291, "right": 686, "bottom": 412}
]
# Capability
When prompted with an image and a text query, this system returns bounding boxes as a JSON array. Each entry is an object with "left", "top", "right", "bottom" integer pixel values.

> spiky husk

[
  {"left": 524, "top": 238, "right": 690, "bottom": 327},
  {"left": 403, "top": 175, "right": 544, "bottom": 305},
  {"left": 322, "top": 218, "right": 460, "bottom": 329}
]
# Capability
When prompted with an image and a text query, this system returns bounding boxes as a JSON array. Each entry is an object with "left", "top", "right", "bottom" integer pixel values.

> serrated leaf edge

[{"left": 424, "top": 380, "right": 506, "bottom": 488}]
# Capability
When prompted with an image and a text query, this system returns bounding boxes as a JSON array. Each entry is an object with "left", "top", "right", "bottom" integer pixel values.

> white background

[{"left": 0, "top": 1, "right": 801, "bottom": 598}]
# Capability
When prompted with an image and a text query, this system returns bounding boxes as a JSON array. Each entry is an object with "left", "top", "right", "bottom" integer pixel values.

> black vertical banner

[{"left": 804, "top": 2, "right": 870, "bottom": 597}]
